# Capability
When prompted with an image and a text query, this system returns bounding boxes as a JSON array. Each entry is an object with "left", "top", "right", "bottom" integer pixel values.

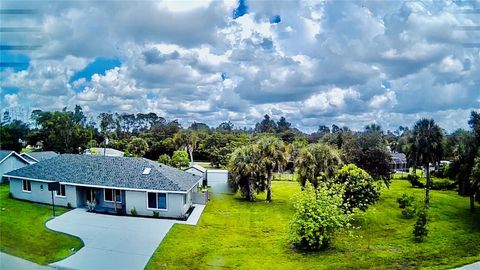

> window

[
  {"left": 183, "top": 194, "right": 187, "bottom": 205},
  {"left": 22, "top": 180, "right": 31, "bottom": 192},
  {"left": 104, "top": 189, "right": 121, "bottom": 202},
  {"left": 40, "top": 184, "right": 44, "bottom": 191},
  {"left": 56, "top": 184, "right": 66, "bottom": 197},
  {"left": 147, "top": 192, "right": 167, "bottom": 210}
]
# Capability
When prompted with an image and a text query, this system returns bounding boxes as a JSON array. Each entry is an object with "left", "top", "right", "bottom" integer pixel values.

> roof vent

[{"left": 142, "top": 167, "right": 151, "bottom": 175}]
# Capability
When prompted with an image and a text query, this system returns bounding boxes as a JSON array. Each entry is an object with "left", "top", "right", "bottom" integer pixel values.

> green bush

[
  {"left": 288, "top": 181, "right": 352, "bottom": 250},
  {"left": 407, "top": 174, "right": 424, "bottom": 188},
  {"left": 158, "top": 154, "right": 171, "bottom": 166},
  {"left": 413, "top": 206, "right": 428, "bottom": 242},
  {"left": 130, "top": 208, "right": 138, "bottom": 216},
  {"left": 171, "top": 150, "right": 190, "bottom": 169},
  {"left": 333, "top": 164, "right": 381, "bottom": 212},
  {"left": 153, "top": 211, "right": 160, "bottom": 218},
  {"left": 430, "top": 178, "right": 455, "bottom": 190},
  {"left": 397, "top": 193, "right": 416, "bottom": 219},
  {"left": 67, "top": 203, "right": 72, "bottom": 209}
]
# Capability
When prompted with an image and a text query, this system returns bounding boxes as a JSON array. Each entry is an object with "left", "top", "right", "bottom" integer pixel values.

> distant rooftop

[
  {"left": 21, "top": 151, "right": 59, "bottom": 162},
  {"left": 85, "top": 147, "right": 124, "bottom": 157}
]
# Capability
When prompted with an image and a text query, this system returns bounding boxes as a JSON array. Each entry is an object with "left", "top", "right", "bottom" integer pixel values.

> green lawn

[
  {"left": 147, "top": 180, "right": 480, "bottom": 270},
  {"left": 0, "top": 184, "right": 84, "bottom": 265}
]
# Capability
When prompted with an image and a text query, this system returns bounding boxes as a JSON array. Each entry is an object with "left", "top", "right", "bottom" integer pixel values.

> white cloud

[{"left": 1, "top": 0, "right": 479, "bottom": 132}]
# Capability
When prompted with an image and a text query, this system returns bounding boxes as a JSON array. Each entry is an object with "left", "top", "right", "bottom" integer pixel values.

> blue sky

[{"left": 0, "top": 0, "right": 479, "bottom": 132}]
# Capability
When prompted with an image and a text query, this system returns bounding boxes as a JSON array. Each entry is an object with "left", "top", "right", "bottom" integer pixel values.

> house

[
  {"left": 20, "top": 151, "right": 59, "bottom": 164},
  {"left": 184, "top": 164, "right": 229, "bottom": 192},
  {"left": 390, "top": 152, "right": 408, "bottom": 172},
  {"left": 4, "top": 154, "right": 204, "bottom": 219},
  {"left": 85, "top": 147, "right": 124, "bottom": 157},
  {"left": 0, "top": 150, "right": 31, "bottom": 183}
]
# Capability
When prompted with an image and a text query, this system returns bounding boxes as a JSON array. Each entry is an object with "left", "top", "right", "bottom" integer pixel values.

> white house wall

[
  {"left": 9, "top": 178, "right": 78, "bottom": 207},
  {"left": 0, "top": 156, "right": 29, "bottom": 183},
  {"left": 124, "top": 190, "right": 190, "bottom": 218}
]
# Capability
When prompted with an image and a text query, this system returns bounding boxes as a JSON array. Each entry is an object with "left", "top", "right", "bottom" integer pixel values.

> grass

[
  {"left": 0, "top": 184, "right": 84, "bottom": 265},
  {"left": 195, "top": 161, "right": 219, "bottom": 170},
  {"left": 147, "top": 180, "right": 480, "bottom": 270}
]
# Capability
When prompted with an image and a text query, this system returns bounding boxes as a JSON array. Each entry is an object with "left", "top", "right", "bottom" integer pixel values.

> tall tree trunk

[
  {"left": 266, "top": 170, "right": 272, "bottom": 202},
  {"left": 248, "top": 178, "right": 254, "bottom": 202},
  {"left": 425, "top": 165, "right": 430, "bottom": 204},
  {"left": 470, "top": 194, "right": 476, "bottom": 213}
]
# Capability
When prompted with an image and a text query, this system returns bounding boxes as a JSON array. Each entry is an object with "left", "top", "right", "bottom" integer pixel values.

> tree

[
  {"left": 289, "top": 181, "right": 352, "bottom": 250},
  {"left": 255, "top": 114, "right": 277, "bottom": 133},
  {"left": 126, "top": 137, "right": 149, "bottom": 157},
  {"left": 158, "top": 154, "right": 171, "bottom": 166},
  {"left": 276, "top": 116, "right": 291, "bottom": 133},
  {"left": 171, "top": 150, "right": 190, "bottom": 169},
  {"left": 189, "top": 122, "right": 210, "bottom": 131},
  {"left": 295, "top": 143, "right": 343, "bottom": 188},
  {"left": 469, "top": 151, "right": 480, "bottom": 212},
  {"left": 217, "top": 121, "right": 234, "bottom": 133},
  {"left": 365, "top": 123, "right": 383, "bottom": 134},
  {"left": 229, "top": 145, "right": 265, "bottom": 201},
  {"left": 342, "top": 132, "right": 391, "bottom": 186},
  {"left": 333, "top": 164, "right": 382, "bottom": 212},
  {"left": 0, "top": 120, "right": 29, "bottom": 151},
  {"left": 257, "top": 136, "right": 288, "bottom": 202},
  {"left": 411, "top": 119, "right": 444, "bottom": 204},
  {"left": 34, "top": 109, "right": 92, "bottom": 153}
]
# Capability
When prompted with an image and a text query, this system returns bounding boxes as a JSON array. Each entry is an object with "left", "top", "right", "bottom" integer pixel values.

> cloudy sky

[{"left": 1, "top": 0, "right": 479, "bottom": 132}]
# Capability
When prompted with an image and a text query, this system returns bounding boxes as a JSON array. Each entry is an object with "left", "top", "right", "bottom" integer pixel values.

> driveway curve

[{"left": 46, "top": 209, "right": 176, "bottom": 270}]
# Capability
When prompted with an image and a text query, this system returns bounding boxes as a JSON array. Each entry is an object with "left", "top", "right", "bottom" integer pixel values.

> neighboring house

[
  {"left": 85, "top": 147, "right": 124, "bottom": 157},
  {"left": 0, "top": 150, "right": 31, "bottom": 183},
  {"left": 4, "top": 154, "right": 203, "bottom": 219},
  {"left": 20, "top": 151, "right": 59, "bottom": 164},
  {"left": 184, "top": 164, "right": 229, "bottom": 192},
  {"left": 390, "top": 152, "right": 408, "bottom": 172}
]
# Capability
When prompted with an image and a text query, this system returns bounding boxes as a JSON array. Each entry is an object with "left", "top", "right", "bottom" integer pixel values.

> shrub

[
  {"left": 171, "top": 150, "right": 190, "bottom": 169},
  {"left": 153, "top": 211, "right": 160, "bottom": 218},
  {"left": 397, "top": 193, "right": 416, "bottom": 219},
  {"left": 407, "top": 174, "right": 424, "bottom": 188},
  {"left": 67, "top": 203, "right": 72, "bottom": 209},
  {"left": 430, "top": 178, "right": 455, "bottom": 190},
  {"left": 8, "top": 192, "right": 13, "bottom": 199},
  {"left": 289, "top": 181, "right": 352, "bottom": 250},
  {"left": 158, "top": 154, "right": 171, "bottom": 166},
  {"left": 333, "top": 164, "right": 381, "bottom": 212},
  {"left": 413, "top": 206, "right": 428, "bottom": 242},
  {"left": 130, "top": 208, "right": 138, "bottom": 216}
]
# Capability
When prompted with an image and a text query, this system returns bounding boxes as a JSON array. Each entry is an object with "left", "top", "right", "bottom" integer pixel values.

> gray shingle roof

[
  {"left": 5, "top": 154, "right": 202, "bottom": 192},
  {"left": 22, "top": 151, "right": 59, "bottom": 162}
]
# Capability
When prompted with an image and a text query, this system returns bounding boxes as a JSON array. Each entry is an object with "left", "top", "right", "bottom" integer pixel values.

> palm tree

[
  {"left": 257, "top": 136, "right": 287, "bottom": 202},
  {"left": 412, "top": 119, "right": 444, "bottom": 204},
  {"left": 469, "top": 151, "right": 480, "bottom": 212},
  {"left": 229, "top": 145, "right": 264, "bottom": 201},
  {"left": 295, "top": 143, "right": 343, "bottom": 188}
]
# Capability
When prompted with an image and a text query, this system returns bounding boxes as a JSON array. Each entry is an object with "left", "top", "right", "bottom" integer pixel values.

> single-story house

[
  {"left": 0, "top": 150, "right": 31, "bottom": 183},
  {"left": 390, "top": 152, "right": 408, "bottom": 172},
  {"left": 4, "top": 154, "right": 204, "bottom": 219},
  {"left": 184, "top": 164, "right": 229, "bottom": 192},
  {"left": 20, "top": 151, "right": 59, "bottom": 164},
  {"left": 85, "top": 147, "right": 124, "bottom": 157}
]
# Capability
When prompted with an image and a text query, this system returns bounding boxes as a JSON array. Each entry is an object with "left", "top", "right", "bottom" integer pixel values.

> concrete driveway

[{"left": 46, "top": 206, "right": 204, "bottom": 270}]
